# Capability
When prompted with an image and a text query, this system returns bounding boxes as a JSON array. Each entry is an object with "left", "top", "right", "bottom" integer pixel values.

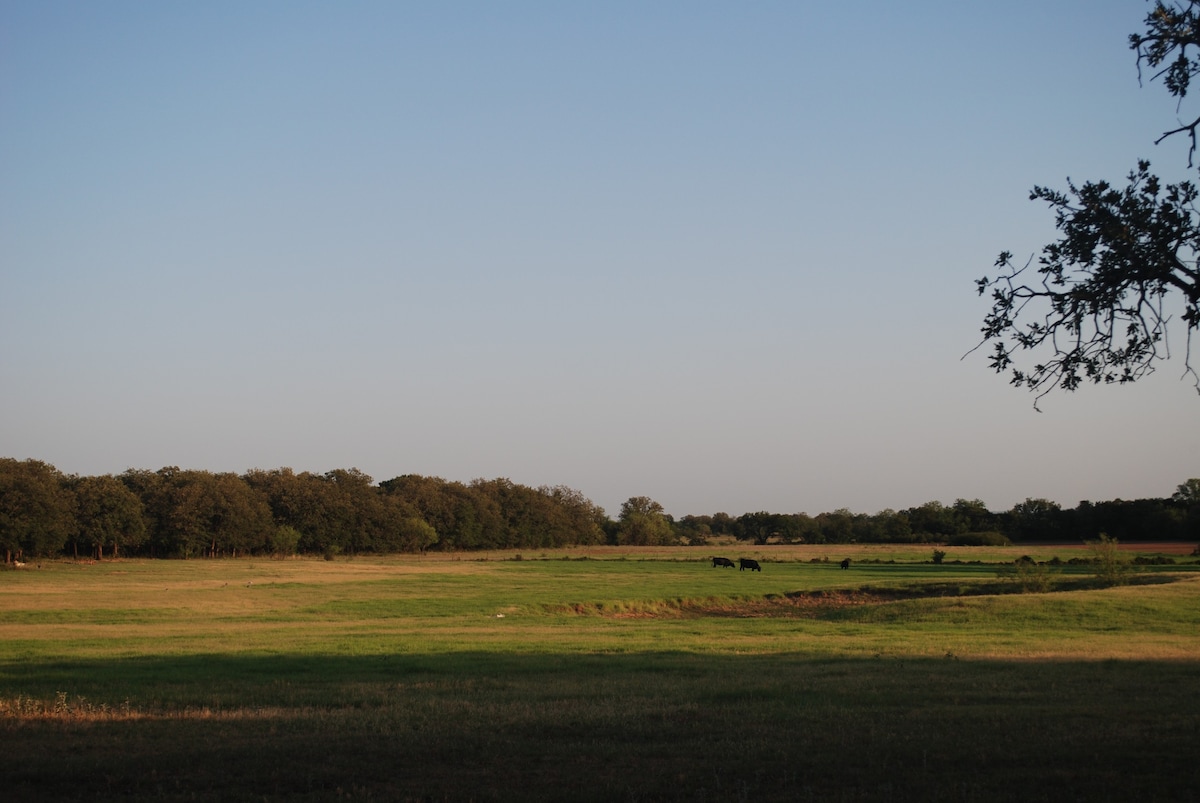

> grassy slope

[{"left": 2, "top": 547, "right": 1199, "bottom": 801}]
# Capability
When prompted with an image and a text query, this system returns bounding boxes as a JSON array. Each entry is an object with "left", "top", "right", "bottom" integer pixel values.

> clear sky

[{"left": 2, "top": 1, "right": 1196, "bottom": 519}]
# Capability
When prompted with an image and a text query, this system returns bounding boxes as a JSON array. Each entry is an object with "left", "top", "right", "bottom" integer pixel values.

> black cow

[
  {"left": 840, "top": 558, "right": 851, "bottom": 570},
  {"left": 739, "top": 558, "right": 761, "bottom": 572},
  {"left": 712, "top": 557, "right": 736, "bottom": 568}
]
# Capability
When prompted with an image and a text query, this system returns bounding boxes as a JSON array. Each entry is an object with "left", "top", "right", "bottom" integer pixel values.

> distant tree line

[
  {"left": 674, "top": 486, "right": 1200, "bottom": 546},
  {"left": 0, "top": 458, "right": 1196, "bottom": 562}
]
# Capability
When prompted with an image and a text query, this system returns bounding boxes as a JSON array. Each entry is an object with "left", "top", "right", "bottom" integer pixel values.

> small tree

[
  {"left": 397, "top": 517, "right": 438, "bottom": 553},
  {"left": 615, "top": 496, "right": 675, "bottom": 546},
  {"left": 269, "top": 525, "right": 302, "bottom": 558},
  {"left": 1087, "top": 533, "right": 1130, "bottom": 586}
]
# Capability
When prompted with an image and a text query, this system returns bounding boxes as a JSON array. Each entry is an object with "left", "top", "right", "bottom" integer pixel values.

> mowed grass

[{"left": 2, "top": 545, "right": 1199, "bottom": 801}]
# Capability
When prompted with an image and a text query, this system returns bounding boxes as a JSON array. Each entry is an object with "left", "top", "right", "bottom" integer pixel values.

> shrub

[
  {"left": 1086, "top": 534, "right": 1130, "bottom": 586},
  {"left": 1132, "top": 555, "right": 1175, "bottom": 565},
  {"left": 931, "top": 549, "right": 946, "bottom": 565},
  {"left": 269, "top": 526, "right": 302, "bottom": 558},
  {"left": 999, "top": 561, "right": 1052, "bottom": 593},
  {"left": 1015, "top": 561, "right": 1052, "bottom": 593}
]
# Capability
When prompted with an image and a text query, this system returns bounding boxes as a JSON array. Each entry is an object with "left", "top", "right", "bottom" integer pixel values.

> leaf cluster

[
  {"left": 1132, "top": 1, "right": 1200, "bottom": 160},
  {"left": 978, "top": 161, "right": 1200, "bottom": 404},
  {"left": 977, "top": 2, "right": 1200, "bottom": 405}
]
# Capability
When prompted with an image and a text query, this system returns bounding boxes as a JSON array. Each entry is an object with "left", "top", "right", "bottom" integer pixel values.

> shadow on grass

[{"left": 3, "top": 651, "right": 1199, "bottom": 801}]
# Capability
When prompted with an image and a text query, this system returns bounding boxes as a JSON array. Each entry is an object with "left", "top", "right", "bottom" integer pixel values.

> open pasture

[{"left": 2, "top": 545, "right": 1199, "bottom": 801}]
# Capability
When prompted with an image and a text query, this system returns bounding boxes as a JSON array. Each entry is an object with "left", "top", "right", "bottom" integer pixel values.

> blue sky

[{"left": 2, "top": 1, "right": 1196, "bottom": 518}]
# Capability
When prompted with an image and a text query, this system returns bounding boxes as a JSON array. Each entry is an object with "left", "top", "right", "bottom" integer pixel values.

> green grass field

[{"left": 3, "top": 545, "right": 1199, "bottom": 801}]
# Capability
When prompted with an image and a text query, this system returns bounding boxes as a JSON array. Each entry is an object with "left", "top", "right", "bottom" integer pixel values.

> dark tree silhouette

[{"left": 975, "top": 2, "right": 1200, "bottom": 407}]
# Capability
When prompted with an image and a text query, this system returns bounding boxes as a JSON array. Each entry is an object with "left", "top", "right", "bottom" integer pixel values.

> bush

[
  {"left": 1086, "top": 534, "right": 1129, "bottom": 586},
  {"left": 931, "top": 549, "right": 946, "bottom": 565},
  {"left": 999, "top": 561, "right": 1052, "bottom": 593},
  {"left": 1014, "top": 561, "right": 1051, "bottom": 593},
  {"left": 1132, "top": 555, "right": 1175, "bottom": 565},
  {"left": 269, "top": 526, "right": 302, "bottom": 558}
]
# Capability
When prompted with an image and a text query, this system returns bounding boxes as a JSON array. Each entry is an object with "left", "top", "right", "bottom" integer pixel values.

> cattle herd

[{"left": 710, "top": 556, "right": 760, "bottom": 571}]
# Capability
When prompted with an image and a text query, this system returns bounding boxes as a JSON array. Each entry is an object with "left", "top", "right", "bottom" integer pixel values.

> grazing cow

[
  {"left": 712, "top": 557, "right": 736, "bottom": 568},
  {"left": 840, "top": 558, "right": 851, "bottom": 570},
  {"left": 739, "top": 558, "right": 761, "bottom": 572}
]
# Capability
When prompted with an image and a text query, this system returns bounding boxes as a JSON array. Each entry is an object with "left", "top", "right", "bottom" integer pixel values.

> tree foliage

[
  {"left": 3, "top": 457, "right": 1197, "bottom": 560},
  {"left": 68, "top": 474, "right": 145, "bottom": 559},
  {"left": 154, "top": 469, "right": 274, "bottom": 558},
  {"left": 616, "top": 496, "right": 676, "bottom": 546},
  {"left": 1172, "top": 477, "right": 1200, "bottom": 502},
  {"left": 976, "top": 2, "right": 1200, "bottom": 406},
  {"left": 0, "top": 458, "right": 74, "bottom": 561}
]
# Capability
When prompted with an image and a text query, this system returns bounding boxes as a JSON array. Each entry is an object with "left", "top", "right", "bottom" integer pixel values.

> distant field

[{"left": 2, "top": 546, "right": 1199, "bottom": 801}]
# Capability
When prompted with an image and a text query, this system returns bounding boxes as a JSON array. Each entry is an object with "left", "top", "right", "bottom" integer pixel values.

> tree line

[
  {"left": 674, "top": 486, "right": 1200, "bottom": 547},
  {"left": 1, "top": 458, "right": 1197, "bottom": 562}
]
